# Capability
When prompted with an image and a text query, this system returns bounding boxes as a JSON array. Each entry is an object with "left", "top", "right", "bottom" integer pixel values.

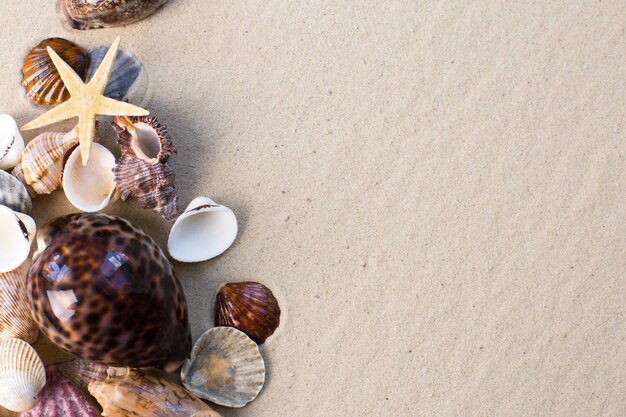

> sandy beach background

[{"left": 1, "top": 1, "right": 624, "bottom": 416}]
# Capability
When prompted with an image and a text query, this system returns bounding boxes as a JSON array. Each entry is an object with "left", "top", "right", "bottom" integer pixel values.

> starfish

[{"left": 22, "top": 37, "right": 149, "bottom": 165}]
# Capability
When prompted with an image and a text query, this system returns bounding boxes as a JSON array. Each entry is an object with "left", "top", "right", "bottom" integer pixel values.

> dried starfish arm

[
  {"left": 96, "top": 96, "right": 149, "bottom": 116},
  {"left": 88, "top": 37, "right": 120, "bottom": 93},
  {"left": 21, "top": 100, "right": 74, "bottom": 130},
  {"left": 78, "top": 112, "right": 97, "bottom": 164},
  {"left": 46, "top": 46, "right": 84, "bottom": 94}
]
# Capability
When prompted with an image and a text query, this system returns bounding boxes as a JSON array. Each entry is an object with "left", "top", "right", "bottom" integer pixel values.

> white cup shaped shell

[
  {"left": 0, "top": 338, "right": 46, "bottom": 412},
  {"left": 0, "top": 114, "right": 25, "bottom": 171},
  {"left": 181, "top": 327, "right": 265, "bottom": 408},
  {"left": 63, "top": 142, "right": 119, "bottom": 212},
  {"left": 168, "top": 197, "right": 238, "bottom": 262},
  {"left": 0, "top": 205, "right": 36, "bottom": 273}
]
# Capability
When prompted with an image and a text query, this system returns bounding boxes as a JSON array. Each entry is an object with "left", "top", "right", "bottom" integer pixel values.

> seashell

[
  {"left": 79, "top": 365, "right": 223, "bottom": 417},
  {"left": 181, "top": 327, "right": 266, "bottom": 408},
  {"left": 18, "top": 366, "right": 101, "bottom": 417},
  {"left": 0, "top": 338, "right": 46, "bottom": 412},
  {"left": 28, "top": 213, "right": 191, "bottom": 370},
  {"left": 0, "top": 169, "right": 32, "bottom": 214},
  {"left": 0, "top": 205, "right": 36, "bottom": 273},
  {"left": 85, "top": 46, "right": 149, "bottom": 105},
  {"left": 12, "top": 126, "right": 80, "bottom": 195},
  {"left": 56, "top": 359, "right": 110, "bottom": 394},
  {"left": 63, "top": 142, "right": 119, "bottom": 212},
  {"left": 0, "top": 260, "right": 39, "bottom": 343},
  {"left": 21, "top": 38, "right": 89, "bottom": 106},
  {"left": 168, "top": 197, "right": 238, "bottom": 263},
  {"left": 0, "top": 114, "right": 25, "bottom": 170},
  {"left": 59, "top": 0, "right": 169, "bottom": 30},
  {"left": 112, "top": 115, "right": 178, "bottom": 221},
  {"left": 215, "top": 282, "right": 281, "bottom": 344}
]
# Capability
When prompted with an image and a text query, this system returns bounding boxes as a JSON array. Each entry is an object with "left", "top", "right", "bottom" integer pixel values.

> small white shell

[
  {"left": 0, "top": 338, "right": 46, "bottom": 412},
  {"left": 63, "top": 142, "right": 119, "bottom": 212},
  {"left": 0, "top": 259, "right": 39, "bottom": 343},
  {"left": 0, "top": 205, "right": 36, "bottom": 273},
  {"left": 0, "top": 114, "right": 25, "bottom": 171},
  {"left": 181, "top": 326, "right": 265, "bottom": 408},
  {"left": 168, "top": 197, "right": 238, "bottom": 262}
]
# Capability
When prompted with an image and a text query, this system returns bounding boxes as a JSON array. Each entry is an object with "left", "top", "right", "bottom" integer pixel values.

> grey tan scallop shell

[
  {"left": 59, "top": 0, "right": 169, "bottom": 30},
  {"left": 0, "top": 260, "right": 39, "bottom": 343},
  {"left": 181, "top": 327, "right": 266, "bottom": 408},
  {"left": 0, "top": 170, "right": 32, "bottom": 214},
  {"left": 0, "top": 338, "right": 46, "bottom": 412},
  {"left": 85, "top": 46, "right": 149, "bottom": 105}
]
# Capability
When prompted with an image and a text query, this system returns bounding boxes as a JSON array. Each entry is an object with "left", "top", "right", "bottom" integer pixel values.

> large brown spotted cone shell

[
  {"left": 22, "top": 38, "right": 89, "bottom": 106},
  {"left": 18, "top": 366, "right": 101, "bottom": 417},
  {"left": 59, "top": 0, "right": 169, "bottom": 30},
  {"left": 27, "top": 213, "right": 191, "bottom": 371},
  {"left": 215, "top": 282, "right": 281, "bottom": 344},
  {"left": 112, "top": 115, "right": 178, "bottom": 222}
]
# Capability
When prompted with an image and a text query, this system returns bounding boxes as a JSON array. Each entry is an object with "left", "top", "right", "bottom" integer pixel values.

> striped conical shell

[
  {"left": 21, "top": 38, "right": 88, "bottom": 106},
  {"left": 181, "top": 327, "right": 266, "bottom": 408},
  {"left": 0, "top": 260, "right": 39, "bottom": 343},
  {"left": 0, "top": 338, "right": 46, "bottom": 412},
  {"left": 13, "top": 127, "right": 79, "bottom": 195}
]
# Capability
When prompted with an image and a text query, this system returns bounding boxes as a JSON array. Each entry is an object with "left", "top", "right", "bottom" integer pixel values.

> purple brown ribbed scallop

[
  {"left": 215, "top": 282, "right": 281, "bottom": 344},
  {"left": 18, "top": 366, "right": 100, "bottom": 417},
  {"left": 27, "top": 213, "right": 191, "bottom": 371}
]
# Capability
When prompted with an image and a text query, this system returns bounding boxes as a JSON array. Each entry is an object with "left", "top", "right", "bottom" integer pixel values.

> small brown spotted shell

[
  {"left": 112, "top": 115, "right": 178, "bottom": 222},
  {"left": 215, "top": 282, "right": 281, "bottom": 344},
  {"left": 28, "top": 213, "right": 191, "bottom": 371},
  {"left": 22, "top": 38, "right": 89, "bottom": 106}
]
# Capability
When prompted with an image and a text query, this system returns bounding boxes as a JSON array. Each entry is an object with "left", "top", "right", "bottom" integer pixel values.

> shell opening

[{"left": 132, "top": 123, "right": 161, "bottom": 162}]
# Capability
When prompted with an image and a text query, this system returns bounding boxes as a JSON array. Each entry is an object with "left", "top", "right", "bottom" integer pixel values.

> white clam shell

[
  {"left": 0, "top": 259, "right": 39, "bottom": 343},
  {"left": 63, "top": 142, "right": 119, "bottom": 212},
  {"left": 0, "top": 114, "right": 25, "bottom": 171},
  {"left": 0, "top": 338, "right": 46, "bottom": 412},
  {"left": 168, "top": 197, "right": 238, "bottom": 262},
  {"left": 181, "top": 327, "right": 265, "bottom": 408},
  {"left": 0, "top": 205, "right": 36, "bottom": 273}
]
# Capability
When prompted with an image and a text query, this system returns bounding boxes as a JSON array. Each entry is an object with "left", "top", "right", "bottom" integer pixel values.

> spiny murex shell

[
  {"left": 112, "top": 115, "right": 178, "bottom": 221},
  {"left": 181, "top": 327, "right": 266, "bottom": 408},
  {"left": 18, "top": 366, "right": 100, "bottom": 417},
  {"left": 63, "top": 142, "right": 119, "bottom": 212},
  {"left": 28, "top": 213, "right": 191, "bottom": 371},
  {"left": 0, "top": 204, "right": 36, "bottom": 273},
  {"left": 168, "top": 197, "right": 238, "bottom": 262},
  {"left": 0, "top": 169, "right": 32, "bottom": 214},
  {"left": 0, "top": 259, "right": 39, "bottom": 343},
  {"left": 59, "top": 0, "right": 169, "bottom": 30},
  {"left": 0, "top": 338, "right": 46, "bottom": 412},
  {"left": 215, "top": 282, "right": 281, "bottom": 344},
  {"left": 86, "top": 45, "right": 149, "bottom": 105},
  {"left": 12, "top": 126, "right": 80, "bottom": 196},
  {"left": 21, "top": 38, "right": 89, "bottom": 106},
  {"left": 58, "top": 360, "right": 223, "bottom": 417},
  {"left": 0, "top": 113, "right": 25, "bottom": 170}
]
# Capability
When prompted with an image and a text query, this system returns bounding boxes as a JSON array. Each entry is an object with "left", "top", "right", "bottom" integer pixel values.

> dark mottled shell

[
  {"left": 215, "top": 282, "right": 281, "bottom": 344},
  {"left": 27, "top": 213, "right": 191, "bottom": 371},
  {"left": 22, "top": 38, "right": 88, "bottom": 106},
  {"left": 60, "top": 0, "right": 169, "bottom": 30},
  {"left": 18, "top": 366, "right": 100, "bottom": 417},
  {"left": 112, "top": 116, "right": 178, "bottom": 222}
]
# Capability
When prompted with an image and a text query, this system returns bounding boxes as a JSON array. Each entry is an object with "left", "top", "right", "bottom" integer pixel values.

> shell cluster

[{"left": 1, "top": 31, "right": 283, "bottom": 414}]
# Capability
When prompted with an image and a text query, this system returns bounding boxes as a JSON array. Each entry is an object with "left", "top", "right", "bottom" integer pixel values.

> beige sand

[{"left": 1, "top": 1, "right": 624, "bottom": 416}]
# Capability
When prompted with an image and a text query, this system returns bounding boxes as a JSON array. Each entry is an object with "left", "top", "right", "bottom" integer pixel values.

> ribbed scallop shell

[
  {"left": 0, "top": 170, "right": 32, "bottom": 214},
  {"left": 0, "top": 338, "right": 46, "bottom": 412},
  {"left": 12, "top": 127, "right": 80, "bottom": 195},
  {"left": 22, "top": 38, "right": 88, "bottom": 106},
  {"left": 181, "top": 327, "right": 266, "bottom": 408},
  {"left": 60, "top": 0, "right": 169, "bottom": 30},
  {"left": 112, "top": 116, "right": 178, "bottom": 221},
  {"left": 86, "top": 46, "right": 147, "bottom": 103},
  {"left": 0, "top": 260, "right": 39, "bottom": 344},
  {"left": 18, "top": 366, "right": 101, "bottom": 417},
  {"left": 85, "top": 366, "right": 222, "bottom": 417},
  {"left": 215, "top": 282, "right": 281, "bottom": 344}
]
